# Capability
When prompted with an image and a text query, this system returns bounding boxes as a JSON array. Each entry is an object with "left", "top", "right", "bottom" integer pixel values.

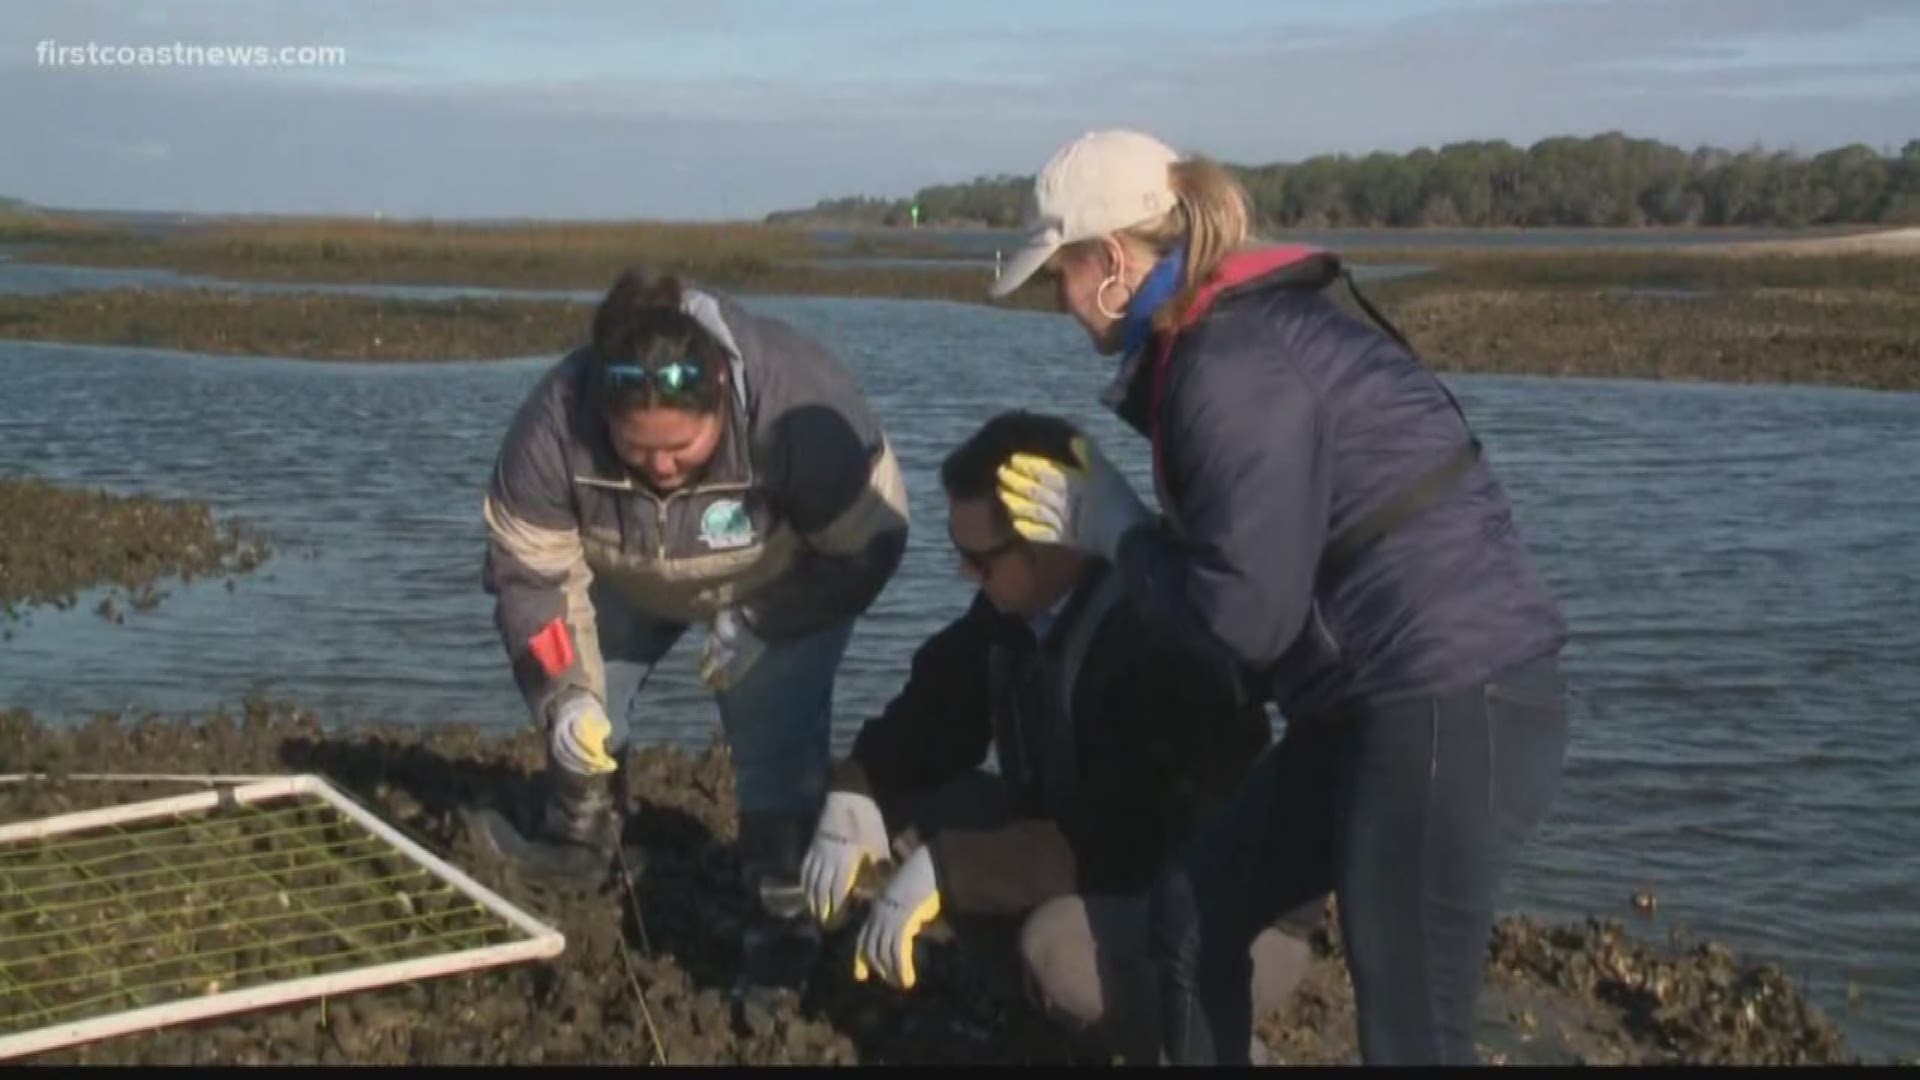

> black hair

[
  {"left": 589, "top": 268, "right": 729, "bottom": 415},
  {"left": 940, "top": 411, "right": 1082, "bottom": 528}
]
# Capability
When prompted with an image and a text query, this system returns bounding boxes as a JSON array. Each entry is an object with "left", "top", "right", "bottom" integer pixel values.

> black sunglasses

[
  {"left": 949, "top": 523, "right": 1022, "bottom": 575},
  {"left": 602, "top": 358, "right": 709, "bottom": 399}
]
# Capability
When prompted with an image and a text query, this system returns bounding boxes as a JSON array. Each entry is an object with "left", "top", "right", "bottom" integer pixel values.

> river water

[{"left": 0, "top": 282, "right": 1914, "bottom": 1057}]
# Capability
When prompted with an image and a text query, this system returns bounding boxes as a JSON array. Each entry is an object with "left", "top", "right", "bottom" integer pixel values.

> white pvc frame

[
  {"left": 0, "top": 772, "right": 287, "bottom": 786},
  {"left": 0, "top": 774, "right": 566, "bottom": 1061}
]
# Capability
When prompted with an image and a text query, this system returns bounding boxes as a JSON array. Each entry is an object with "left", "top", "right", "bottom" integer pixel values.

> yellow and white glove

[
  {"left": 995, "top": 435, "right": 1149, "bottom": 562},
  {"left": 800, "top": 790, "right": 890, "bottom": 928},
  {"left": 854, "top": 845, "right": 941, "bottom": 990},
  {"left": 698, "top": 607, "right": 768, "bottom": 692},
  {"left": 549, "top": 693, "right": 617, "bottom": 776}
]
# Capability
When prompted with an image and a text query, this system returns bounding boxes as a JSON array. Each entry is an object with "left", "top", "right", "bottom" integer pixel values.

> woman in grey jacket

[{"left": 479, "top": 270, "right": 908, "bottom": 991}]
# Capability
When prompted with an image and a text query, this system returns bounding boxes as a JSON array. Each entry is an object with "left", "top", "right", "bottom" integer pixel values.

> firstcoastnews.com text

[{"left": 35, "top": 41, "right": 348, "bottom": 69}]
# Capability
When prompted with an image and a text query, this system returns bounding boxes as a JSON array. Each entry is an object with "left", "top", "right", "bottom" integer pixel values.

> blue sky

[{"left": 1, "top": 0, "right": 1916, "bottom": 219}]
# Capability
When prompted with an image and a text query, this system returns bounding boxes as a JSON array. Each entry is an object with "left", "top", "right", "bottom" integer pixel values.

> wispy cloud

[
  {"left": 58, "top": 135, "right": 172, "bottom": 162},
  {"left": 0, "top": 0, "right": 1913, "bottom": 217}
]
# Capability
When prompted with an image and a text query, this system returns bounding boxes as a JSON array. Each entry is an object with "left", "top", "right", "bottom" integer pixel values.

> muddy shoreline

[
  {"left": 0, "top": 476, "right": 270, "bottom": 628},
  {"left": 1364, "top": 282, "right": 1920, "bottom": 391},
  {"left": 0, "top": 704, "right": 1876, "bottom": 1065},
  {"left": 4, "top": 243, "right": 1916, "bottom": 389},
  {"left": 0, "top": 289, "right": 597, "bottom": 362}
]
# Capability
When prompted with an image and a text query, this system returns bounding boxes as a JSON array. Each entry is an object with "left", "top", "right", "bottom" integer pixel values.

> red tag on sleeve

[{"left": 527, "top": 618, "right": 576, "bottom": 679}]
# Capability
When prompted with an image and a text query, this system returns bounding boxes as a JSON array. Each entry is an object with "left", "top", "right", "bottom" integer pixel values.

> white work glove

[
  {"left": 854, "top": 845, "right": 942, "bottom": 991},
  {"left": 995, "top": 434, "right": 1149, "bottom": 562},
  {"left": 550, "top": 693, "right": 617, "bottom": 776},
  {"left": 800, "top": 790, "right": 890, "bottom": 928},
  {"left": 698, "top": 607, "right": 767, "bottom": 692}
]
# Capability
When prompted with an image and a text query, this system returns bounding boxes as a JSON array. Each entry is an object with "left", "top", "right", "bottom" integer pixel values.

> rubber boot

[
  {"left": 733, "top": 810, "right": 822, "bottom": 1000},
  {"left": 467, "top": 767, "right": 621, "bottom": 889}
]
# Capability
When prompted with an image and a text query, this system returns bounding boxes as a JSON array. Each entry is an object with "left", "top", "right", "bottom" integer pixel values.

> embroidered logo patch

[{"left": 698, "top": 498, "right": 755, "bottom": 551}]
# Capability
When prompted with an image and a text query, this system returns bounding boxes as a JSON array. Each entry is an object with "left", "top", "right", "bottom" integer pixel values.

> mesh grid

[{"left": 0, "top": 785, "right": 538, "bottom": 1039}]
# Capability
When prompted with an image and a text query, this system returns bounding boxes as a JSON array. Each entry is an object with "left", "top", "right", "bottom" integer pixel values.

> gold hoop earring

[{"left": 1095, "top": 275, "right": 1131, "bottom": 320}]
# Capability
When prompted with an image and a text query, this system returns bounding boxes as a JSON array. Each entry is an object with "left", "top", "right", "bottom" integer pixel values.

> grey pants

[{"left": 900, "top": 773, "right": 1310, "bottom": 1064}]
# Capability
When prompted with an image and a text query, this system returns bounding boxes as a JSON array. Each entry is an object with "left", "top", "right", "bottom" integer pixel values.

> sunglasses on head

[
  {"left": 602, "top": 357, "right": 708, "bottom": 399},
  {"left": 949, "top": 522, "right": 1022, "bottom": 575}
]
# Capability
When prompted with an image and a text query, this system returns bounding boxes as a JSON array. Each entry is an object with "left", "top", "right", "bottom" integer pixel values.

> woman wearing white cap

[{"left": 989, "top": 130, "right": 1570, "bottom": 1064}]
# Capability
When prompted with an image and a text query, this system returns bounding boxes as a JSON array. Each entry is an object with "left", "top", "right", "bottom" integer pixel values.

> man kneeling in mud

[{"left": 800, "top": 411, "right": 1308, "bottom": 1063}]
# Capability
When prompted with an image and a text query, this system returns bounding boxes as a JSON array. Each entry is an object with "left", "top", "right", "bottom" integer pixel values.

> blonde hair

[{"left": 1121, "top": 158, "right": 1252, "bottom": 332}]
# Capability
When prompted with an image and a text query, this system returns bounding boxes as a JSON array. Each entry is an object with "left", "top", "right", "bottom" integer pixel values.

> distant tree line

[{"left": 766, "top": 133, "right": 1920, "bottom": 229}]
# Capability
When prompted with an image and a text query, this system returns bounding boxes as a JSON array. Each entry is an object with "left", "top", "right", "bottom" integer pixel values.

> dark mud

[
  {"left": 14, "top": 230, "right": 1014, "bottom": 310},
  {"left": 0, "top": 476, "right": 270, "bottom": 627},
  {"left": 6, "top": 246, "right": 1916, "bottom": 389},
  {"left": 0, "top": 274, "right": 1021, "bottom": 363},
  {"left": 0, "top": 289, "right": 595, "bottom": 362},
  {"left": 1365, "top": 283, "right": 1920, "bottom": 391},
  {"left": 0, "top": 705, "right": 1869, "bottom": 1065},
  {"left": 12, "top": 219, "right": 822, "bottom": 290},
  {"left": 0, "top": 213, "right": 110, "bottom": 246},
  {"left": 1352, "top": 248, "right": 1920, "bottom": 391}
]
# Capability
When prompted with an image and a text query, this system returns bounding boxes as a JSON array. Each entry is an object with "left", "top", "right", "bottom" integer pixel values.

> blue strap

[{"left": 1117, "top": 247, "right": 1186, "bottom": 357}]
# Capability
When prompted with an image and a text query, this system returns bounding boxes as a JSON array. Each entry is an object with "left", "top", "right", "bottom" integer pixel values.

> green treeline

[{"left": 768, "top": 133, "right": 1920, "bottom": 229}]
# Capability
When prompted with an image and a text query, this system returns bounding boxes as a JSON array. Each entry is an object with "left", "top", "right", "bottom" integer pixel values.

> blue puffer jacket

[{"left": 1109, "top": 247, "right": 1567, "bottom": 719}]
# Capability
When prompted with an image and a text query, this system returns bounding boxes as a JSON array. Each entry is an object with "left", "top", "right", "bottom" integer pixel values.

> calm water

[{"left": 1, "top": 297, "right": 1915, "bottom": 1057}]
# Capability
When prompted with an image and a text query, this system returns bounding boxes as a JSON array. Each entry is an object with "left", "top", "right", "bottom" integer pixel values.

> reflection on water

[{"left": 0, "top": 295, "right": 1916, "bottom": 1057}]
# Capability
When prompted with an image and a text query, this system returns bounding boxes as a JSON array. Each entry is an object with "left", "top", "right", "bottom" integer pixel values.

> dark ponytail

[{"left": 590, "top": 268, "right": 729, "bottom": 415}]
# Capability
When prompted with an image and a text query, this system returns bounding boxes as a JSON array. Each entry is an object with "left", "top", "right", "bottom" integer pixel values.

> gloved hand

[
  {"left": 854, "top": 845, "right": 941, "bottom": 990},
  {"left": 550, "top": 693, "right": 617, "bottom": 776},
  {"left": 995, "top": 435, "right": 1149, "bottom": 562},
  {"left": 800, "top": 790, "right": 890, "bottom": 928},
  {"left": 699, "top": 607, "right": 768, "bottom": 692}
]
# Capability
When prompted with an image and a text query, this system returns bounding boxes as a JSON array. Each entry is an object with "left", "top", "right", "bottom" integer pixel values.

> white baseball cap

[{"left": 989, "top": 129, "right": 1181, "bottom": 299}]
